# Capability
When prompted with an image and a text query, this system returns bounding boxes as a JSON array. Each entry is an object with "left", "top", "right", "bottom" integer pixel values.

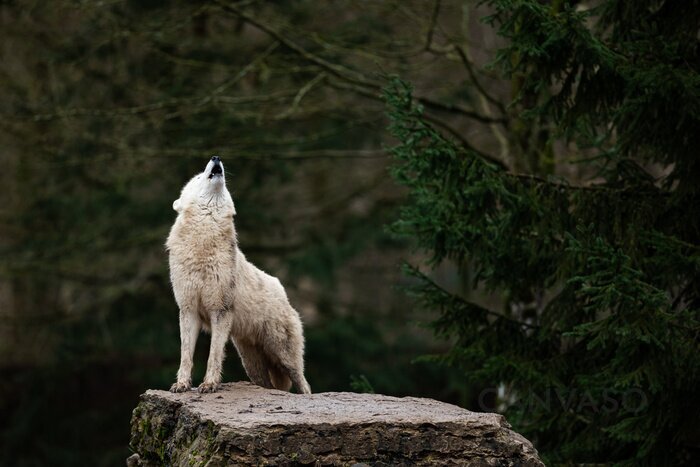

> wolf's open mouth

[{"left": 209, "top": 164, "right": 223, "bottom": 179}]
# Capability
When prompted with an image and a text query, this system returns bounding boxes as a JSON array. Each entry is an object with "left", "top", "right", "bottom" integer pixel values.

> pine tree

[{"left": 385, "top": 1, "right": 700, "bottom": 464}]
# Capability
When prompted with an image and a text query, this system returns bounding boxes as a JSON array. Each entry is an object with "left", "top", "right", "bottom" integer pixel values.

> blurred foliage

[
  {"left": 0, "top": 1, "right": 489, "bottom": 464},
  {"left": 349, "top": 374, "right": 375, "bottom": 393}
]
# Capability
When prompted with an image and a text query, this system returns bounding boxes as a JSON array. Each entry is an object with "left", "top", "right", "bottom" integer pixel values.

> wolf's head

[{"left": 172, "top": 156, "right": 235, "bottom": 215}]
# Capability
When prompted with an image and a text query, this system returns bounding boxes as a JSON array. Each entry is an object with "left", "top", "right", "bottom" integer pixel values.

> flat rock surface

[
  {"left": 145, "top": 382, "right": 506, "bottom": 428},
  {"left": 129, "top": 381, "right": 543, "bottom": 466}
]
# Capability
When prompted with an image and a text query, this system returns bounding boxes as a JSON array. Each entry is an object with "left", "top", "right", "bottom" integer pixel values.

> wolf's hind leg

[
  {"left": 280, "top": 362, "right": 311, "bottom": 394},
  {"left": 263, "top": 319, "right": 311, "bottom": 394}
]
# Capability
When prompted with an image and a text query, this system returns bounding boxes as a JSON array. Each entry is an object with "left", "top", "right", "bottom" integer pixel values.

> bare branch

[
  {"left": 421, "top": 113, "right": 507, "bottom": 169},
  {"left": 214, "top": 0, "right": 505, "bottom": 125},
  {"left": 210, "top": 41, "right": 280, "bottom": 96},
  {"left": 419, "top": 97, "right": 506, "bottom": 124},
  {"left": 155, "top": 148, "right": 388, "bottom": 161},
  {"left": 324, "top": 78, "right": 506, "bottom": 166},
  {"left": 453, "top": 45, "right": 506, "bottom": 116},
  {"left": 407, "top": 264, "right": 542, "bottom": 331},
  {"left": 215, "top": 0, "right": 374, "bottom": 85},
  {"left": 1, "top": 41, "right": 280, "bottom": 123},
  {"left": 276, "top": 72, "right": 327, "bottom": 119},
  {"left": 425, "top": 0, "right": 441, "bottom": 50}
]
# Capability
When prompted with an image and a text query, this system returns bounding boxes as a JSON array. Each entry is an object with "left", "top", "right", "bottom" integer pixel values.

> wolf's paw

[
  {"left": 198, "top": 382, "right": 219, "bottom": 393},
  {"left": 170, "top": 381, "right": 191, "bottom": 393}
]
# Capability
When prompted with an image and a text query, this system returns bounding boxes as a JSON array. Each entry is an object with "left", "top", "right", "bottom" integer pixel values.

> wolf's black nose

[{"left": 211, "top": 156, "right": 220, "bottom": 163}]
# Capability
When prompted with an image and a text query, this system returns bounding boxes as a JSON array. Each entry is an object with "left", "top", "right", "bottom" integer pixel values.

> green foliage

[
  {"left": 484, "top": 0, "right": 700, "bottom": 192},
  {"left": 349, "top": 374, "right": 375, "bottom": 394},
  {"left": 385, "top": 1, "right": 700, "bottom": 460}
]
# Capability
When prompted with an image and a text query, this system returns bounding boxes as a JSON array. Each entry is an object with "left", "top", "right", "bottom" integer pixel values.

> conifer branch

[
  {"left": 406, "top": 264, "right": 542, "bottom": 331},
  {"left": 326, "top": 74, "right": 506, "bottom": 165}
]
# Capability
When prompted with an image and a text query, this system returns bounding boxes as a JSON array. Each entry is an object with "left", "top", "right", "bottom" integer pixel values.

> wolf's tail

[{"left": 268, "top": 365, "right": 293, "bottom": 392}]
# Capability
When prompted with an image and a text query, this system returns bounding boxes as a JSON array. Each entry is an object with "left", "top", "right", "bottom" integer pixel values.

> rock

[
  {"left": 129, "top": 382, "right": 543, "bottom": 466},
  {"left": 125, "top": 453, "right": 142, "bottom": 466}
]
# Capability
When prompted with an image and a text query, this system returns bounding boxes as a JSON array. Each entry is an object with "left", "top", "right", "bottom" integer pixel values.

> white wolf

[{"left": 166, "top": 156, "right": 311, "bottom": 394}]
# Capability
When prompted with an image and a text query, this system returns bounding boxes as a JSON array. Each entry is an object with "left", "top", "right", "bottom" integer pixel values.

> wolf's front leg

[
  {"left": 170, "top": 309, "right": 201, "bottom": 393},
  {"left": 199, "top": 310, "right": 234, "bottom": 393}
]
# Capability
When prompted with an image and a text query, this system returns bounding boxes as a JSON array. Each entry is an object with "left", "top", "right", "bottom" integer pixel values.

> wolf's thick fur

[{"left": 166, "top": 157, "right": 311, "bottom": 394}]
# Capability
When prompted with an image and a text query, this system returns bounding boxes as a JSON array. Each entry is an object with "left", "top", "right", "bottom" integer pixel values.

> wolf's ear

[{"left": 173, "top": 199, "right": 182, "bottom": 212}]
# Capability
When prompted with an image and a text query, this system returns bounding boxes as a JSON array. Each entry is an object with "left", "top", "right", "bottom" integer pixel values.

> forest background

[{"left": 1, "top": 1, "right": 698, "bottom": 466}]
